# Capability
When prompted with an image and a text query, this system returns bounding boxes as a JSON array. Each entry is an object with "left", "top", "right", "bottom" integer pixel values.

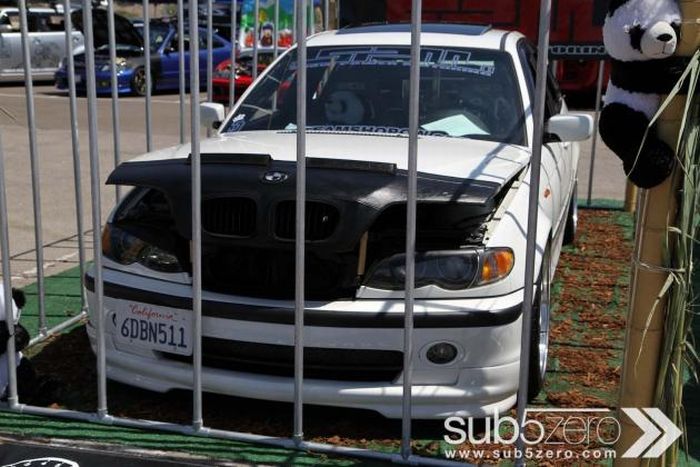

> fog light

[{"left": 426, "top": 342, "right": 458, "bottom": 365}]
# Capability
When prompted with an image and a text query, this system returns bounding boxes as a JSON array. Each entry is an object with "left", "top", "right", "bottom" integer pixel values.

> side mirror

[
  {"left": 546, "top": 114, "right": 593, "bottom": 142},
  {"left": 200, "top": 102, "right": 225, "bottom": 129},
  {"left": 0, "top": 24, "right": 12, "bottom": 33}
]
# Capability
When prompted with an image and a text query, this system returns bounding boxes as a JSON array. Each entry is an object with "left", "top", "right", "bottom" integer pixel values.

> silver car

[{"left": 0, "top": 7, "right": 83, "bottom": 81}]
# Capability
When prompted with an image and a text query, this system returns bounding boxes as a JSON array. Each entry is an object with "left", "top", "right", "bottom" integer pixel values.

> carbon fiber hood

[{"left": 107, "top": 155, "right": 503, "bottom": 252}]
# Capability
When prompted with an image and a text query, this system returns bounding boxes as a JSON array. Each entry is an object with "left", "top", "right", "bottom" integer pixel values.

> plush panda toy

[
  {"left": 0, "top": 285, "right": 29, "bottom": 400},
  {"left": 599, "top": 0, "right": 688, "bottom": 188},
  {"left": 0, "top": 286, "right": 61, "bottom": 404}
]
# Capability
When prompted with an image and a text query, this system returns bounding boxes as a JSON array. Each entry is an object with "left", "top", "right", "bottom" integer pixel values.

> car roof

[
  {"left": 0, "top": 7, "right": 61, "bottom": 14},
  {"left": 306, "top": 23, "right": 523, "bottom": 50},
  {"left": 339, "top": 23, "right": 492, "bottom": 35}
]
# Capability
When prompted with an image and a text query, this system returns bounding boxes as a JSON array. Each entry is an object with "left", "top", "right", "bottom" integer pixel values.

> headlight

[
  {"left": 478, "top": 248, "right": 515, "bottom": 285},
  {"left": 100, "top": 58, "right": 128, "bottom": 72},
  {"left": 102, "top": 223, "right": 183, "bottom": 273},
  {"left": 364, "top": 248, "right": 513, "bottom": 291}
]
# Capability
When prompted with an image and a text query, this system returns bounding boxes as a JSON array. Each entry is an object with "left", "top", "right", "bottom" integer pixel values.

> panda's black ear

[{"left": 11, "top": 288, "right": 26, "bottom": 309}]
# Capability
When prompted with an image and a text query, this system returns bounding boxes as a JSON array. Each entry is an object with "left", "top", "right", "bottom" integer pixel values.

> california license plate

[{"left": 115, "top": 303, "right": 193, "bottom": 356}]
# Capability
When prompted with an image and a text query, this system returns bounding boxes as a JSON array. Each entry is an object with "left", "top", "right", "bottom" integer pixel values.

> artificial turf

[
  {"left": 19, "top": 265, "right": 84, "bottom": 339},
  {"left": 0, "top": 410, "right": 372, "bottom": 466}
]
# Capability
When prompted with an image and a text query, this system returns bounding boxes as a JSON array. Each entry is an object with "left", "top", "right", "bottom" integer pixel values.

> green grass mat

[
  {"left": 20, "top": 266, "right": 84, "bottom": 338},
  {"left": 579, "top": 198, "right": 625, "bottom": 210},
  {"left": 0, "top": 411, "right": 371, "bottom": 466}
]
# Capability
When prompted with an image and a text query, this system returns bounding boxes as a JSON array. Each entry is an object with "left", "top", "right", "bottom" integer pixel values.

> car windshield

[{"left": 222, "top": 45, "right": 526, "bottom": 145}]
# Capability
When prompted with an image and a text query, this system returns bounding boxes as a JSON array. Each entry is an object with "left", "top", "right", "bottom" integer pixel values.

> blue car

[{"left": 55, "top": 11, "right": 232, "bottom": 96}]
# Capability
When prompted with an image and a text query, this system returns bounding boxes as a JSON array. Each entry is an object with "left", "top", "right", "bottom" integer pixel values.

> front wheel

[
  {"left": 528, "top": 243, "right": 551, "bottom": 400},
  {"left": 131, "top": 67, "right": 154, "bottom": 97}
]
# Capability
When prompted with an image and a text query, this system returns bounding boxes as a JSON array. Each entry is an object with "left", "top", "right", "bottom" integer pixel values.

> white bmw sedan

[{"left": 86, "top": 24, "right": 592, "bottom": 419}]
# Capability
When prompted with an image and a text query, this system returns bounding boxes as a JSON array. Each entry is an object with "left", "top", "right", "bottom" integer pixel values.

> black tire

[
  {"left": 131, "top": 67, "right": 154, "bottom": 97},
  {"left": 563, "top": 181, "right": 578, "bottom": 245},
  {"left": 528, "top": 243, "right": 551, "bottom": 401}
]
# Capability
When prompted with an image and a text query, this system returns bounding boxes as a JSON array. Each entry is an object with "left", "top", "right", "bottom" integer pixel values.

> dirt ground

[{"left": 21, "top": 208, "right": 633, "bottom": 464}]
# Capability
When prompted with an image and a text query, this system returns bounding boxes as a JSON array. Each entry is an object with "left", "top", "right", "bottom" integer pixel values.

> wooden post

[{"left": 614, "top": 1, "right": 700, "bottom": 464}]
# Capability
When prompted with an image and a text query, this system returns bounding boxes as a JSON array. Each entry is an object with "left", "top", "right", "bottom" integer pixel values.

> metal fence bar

[
  {"left": 293, "top": 0, "right": 307, "bottom": 444},
  {"left": 82, "top": 0, "right": 108, "bottom": 419},
  {"left": 253, "top": 0, "right": 260, "bottom": 80},
  {"left": 107, "top": 0, "right": 122, "bottom": 201},
  {"left": 0, "top": 3, "right": 515, "bottom": 466},
  {"left": 515, "top": 0, "right": 551, "bottom": 463},
  {"left": 63, "top": 0, "right": 87, "bottom": 311},
  {"left": 27, "top": 312, "right": 87, "bottom": 348},
  {"left": 273, "top": 0, "right": 279, "bottom": 59},
  {"left": 229, "top": 0, "right": 237, "bottom": 108},
  {"left": 143, "top": 0, "right": 153, "bottom": 152},
  {"left": 586, "top": 59, "right": 605, "bottom": 206},
  {"left": 207, "top": 0, "right": 214, "bottom": 101},
  {"left": 324, "top": 0, "right": 329, "bottom": 30},
  {"left": 207, "top": 0, "right": 214, "bottom": 98},
  {"left": 178, "top": 0, "right": 186, "bottom": 144},
  {"left": 206, "top": 0, "right": 214, "bottom": 138},
  {"left": 189, "top": 0, "right": 204, "bottom": 432},
  {"left": 335, "top": 0, "right": 340, "bottom": 30},
  {"left": 18, "top": 0, "right": 46, "bottom": 337},
  {"left": 0, "top": 129, "right": 18, "bottom": 409},
  {"left": 292, "top": 1, "right": 297, "bottom": 43},
  {"left": 400, "top": 0, "right": 421, "bottom": 460},
  {"left": 7, "top": 403, "right": 475, "bottom": 466},
  {"left": 308, "top": 2, "right": 314, "bottom": 35}
]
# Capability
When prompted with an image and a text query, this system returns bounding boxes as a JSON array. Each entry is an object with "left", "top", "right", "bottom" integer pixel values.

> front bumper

[
  {"left": 85, "top": 267, "right": 524, "bottom": 419},
  {"left": 55, "top": 68, "right": 134, "bottom": 94}
]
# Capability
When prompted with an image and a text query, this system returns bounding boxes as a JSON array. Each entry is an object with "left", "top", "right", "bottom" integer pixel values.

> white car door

[
  {"left": 28, "top": 12, "right": 66, "bottom": 78},
  {"left": 0, "top": 10, "right": 20, "bottom": 79}
]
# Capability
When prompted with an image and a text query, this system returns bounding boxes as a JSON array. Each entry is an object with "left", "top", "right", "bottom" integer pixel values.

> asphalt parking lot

[
  {"left": 0, "top": 83, "right": 200, "bottom": 285},
  {"left": 0, "top": 82, "right": 627, "bottom": 286}
]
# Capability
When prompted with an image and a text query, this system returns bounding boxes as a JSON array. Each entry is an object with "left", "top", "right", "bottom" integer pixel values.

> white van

[{"left": 0, "top": 7, "right": 83, "bottom": 81}]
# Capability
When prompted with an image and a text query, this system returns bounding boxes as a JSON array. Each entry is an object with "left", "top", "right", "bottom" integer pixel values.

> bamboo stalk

[
  {"left": 615, "top": 99, "right": 685, "bottom": 467},
  {"left": 624, "top": 181, "right": 638, "bottom": 213},
  {"left": 615, "top": 1, "right": 700, "bottom": 463}
]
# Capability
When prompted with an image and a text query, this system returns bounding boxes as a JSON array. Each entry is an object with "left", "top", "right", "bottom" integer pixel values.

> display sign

[
  {"left": 385, "top": 0, "right": 608, "bottom": 59},
  {"left": 239, "top": 0, "right": 322, "bottom": 51}
]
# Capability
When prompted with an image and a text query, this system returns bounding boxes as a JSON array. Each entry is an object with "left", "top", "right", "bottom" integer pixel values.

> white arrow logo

[{"left": 621, "top": 408, "right": 683, "bottom": 458}]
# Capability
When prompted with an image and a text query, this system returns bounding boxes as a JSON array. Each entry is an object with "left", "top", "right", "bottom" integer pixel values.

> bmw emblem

[{"left": 262, "top": 171, "right": 289, "bottom": 184}]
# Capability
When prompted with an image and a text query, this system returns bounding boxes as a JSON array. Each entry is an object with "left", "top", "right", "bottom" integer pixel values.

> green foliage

[{"left": 652, "top": 50, "right": 700, "bottom": 466}]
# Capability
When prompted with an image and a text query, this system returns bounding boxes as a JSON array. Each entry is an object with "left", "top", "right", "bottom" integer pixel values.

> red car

[{"left": 213, "top": 49, "right": 276, "bottom": 104}]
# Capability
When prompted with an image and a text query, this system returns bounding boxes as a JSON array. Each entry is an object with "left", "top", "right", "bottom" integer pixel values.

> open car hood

[
  {"left": 126, "top": 131, "right": 530, "bottom": 185},
  {"left": 71, "top": 9, "right": 143, "bottom": 50},
  {"left": 106, "top": 132, "right": 526, "bottom": 251}
]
